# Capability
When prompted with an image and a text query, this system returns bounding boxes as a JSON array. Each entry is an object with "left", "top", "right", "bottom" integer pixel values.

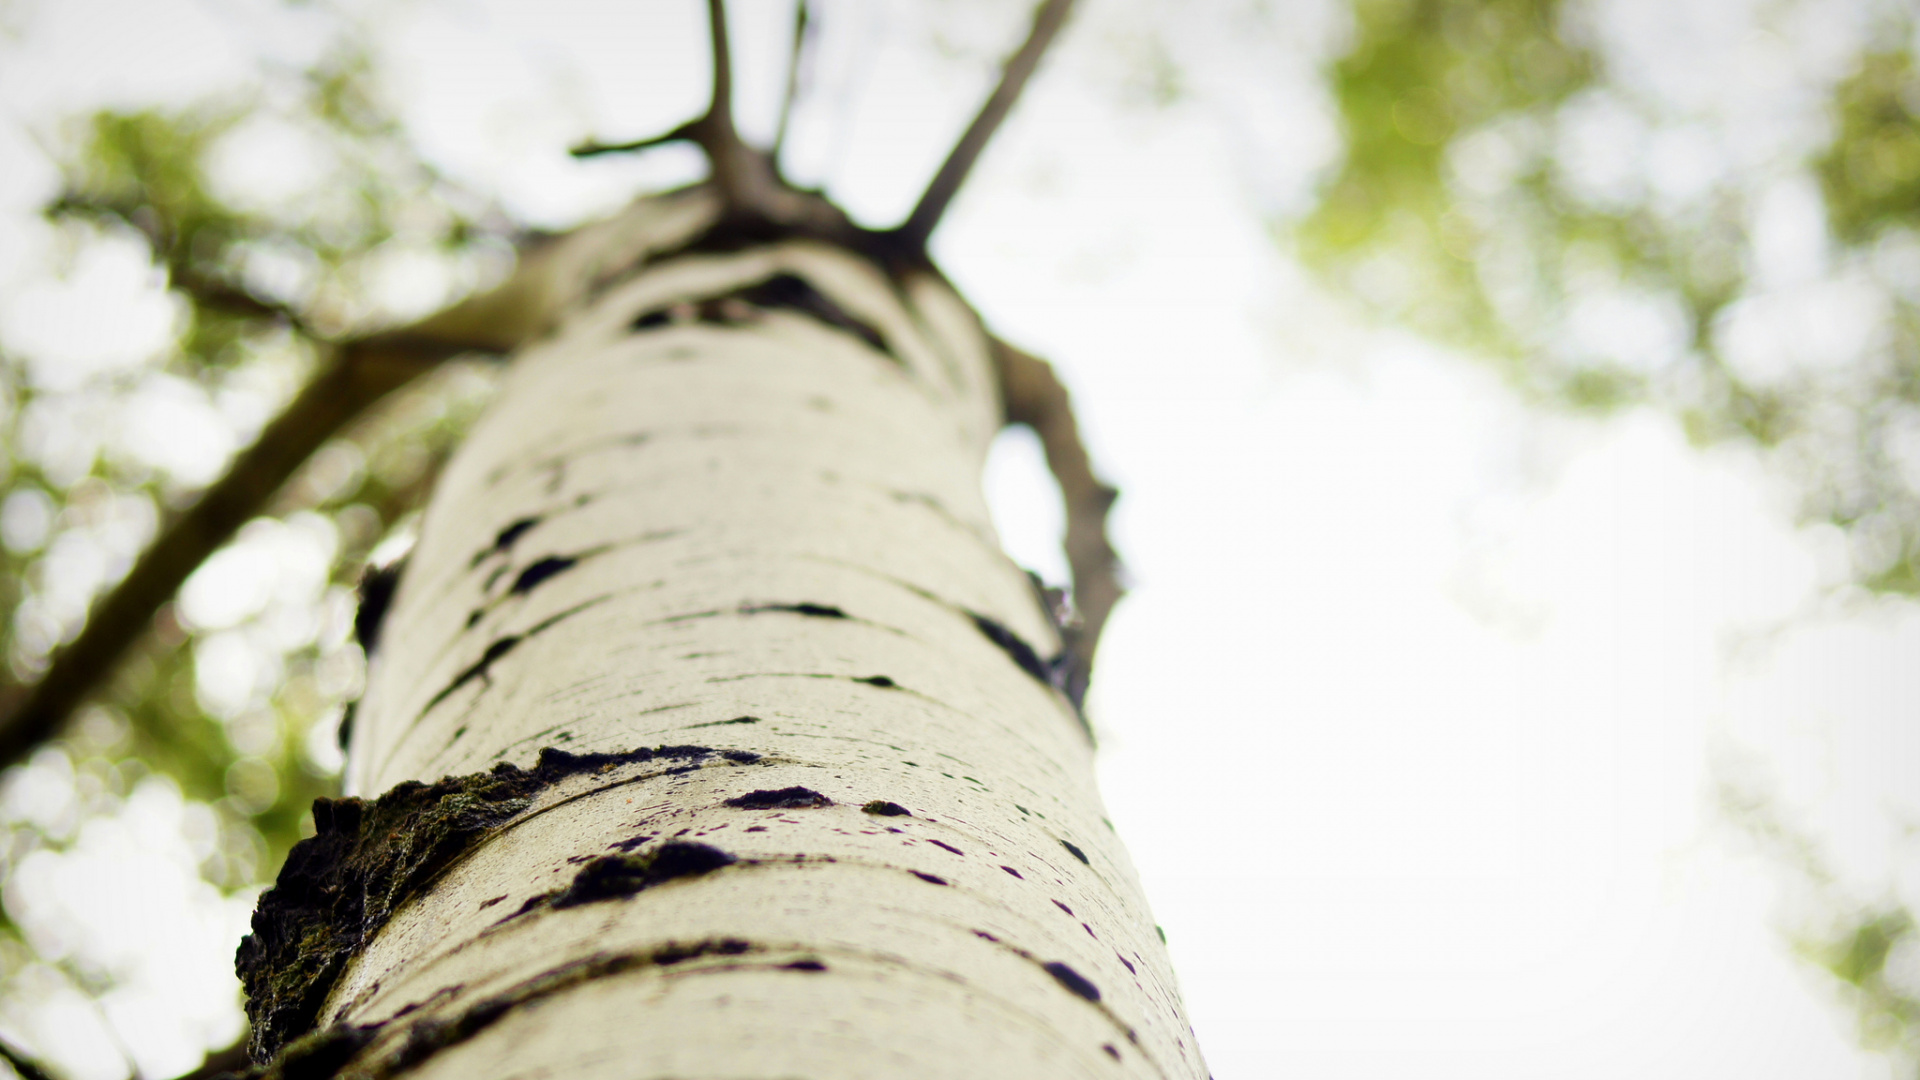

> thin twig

[
  {"left": 570, "top": 122, "right": 699, "bottom": 159},
  {"left": 706, "top": 0, "right": 733, "bottom": 133},
  {"left": 771, "top": 0, "right": 812, "bottom": 160},
  {"left": 990, "top": 338, "right": 1121, "bottom": 711},
  {"left": 0, "top": 1035, "right": 61, "bottom": 1080},
  {"left": 895, "top": 0, "right": 1077, "bottom": 249}
]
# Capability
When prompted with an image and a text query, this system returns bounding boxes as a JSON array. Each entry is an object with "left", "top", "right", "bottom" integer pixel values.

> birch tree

[{"left": 208, "top": 2, "right": 1207, "bottom": 1076}]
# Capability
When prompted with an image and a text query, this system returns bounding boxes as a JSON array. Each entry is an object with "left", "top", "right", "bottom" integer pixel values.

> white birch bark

[{"left": 300, "top": 188, "right": 1205, "bottom": 1079}]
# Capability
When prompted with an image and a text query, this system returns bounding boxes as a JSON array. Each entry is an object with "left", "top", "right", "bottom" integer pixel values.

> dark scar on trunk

[
  {"left": 423, "top": 596, "right": 609, "bottom": 713},
  {"left": 353, "top": 558, "right": 408, "bottom": 657},
  {"left": 969, "top": 613, "right": 1053, "bottom": 689},
  {"left": 549, "top": 841, "right": 737, "bottom": 908},
  {"left": 470, "top": 516, "right": 542, "bottom": 568},
  {"left": 235, "top": 744, "right": 740, "bottom": 1064},
  {"left": 236, "top": 939, "right": 763, "bottom": 1079},
  {"left": 686, "top": 715, "right": 760, "bottom": 728},
  {"left": 510, "top": 555, "right": 578, "bottom": 595},
  {"left": 725, "top": 786, "right": 832, "bottom": 809},
  {"left": 1060, "top": 839, "right": 1090, "bottom": 865},
  {"left": 629, "top": 273, "right": 888, "bottom": 356},
  {"left": 741, "top": 601, "right": 846, "bottom": 618},
  {"left": 1043, "top": 961, "right": 1102, "bottom": 1003},
  {"left": 861, "top": 800, "right": 910, "bottom": 816}
]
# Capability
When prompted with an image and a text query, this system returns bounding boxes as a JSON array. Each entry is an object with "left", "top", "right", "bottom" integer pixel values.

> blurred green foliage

[
  {"left": 1819, "top": 49, "right": 1920, "bottom": 244},
  {"left": 0, "top": 45, "right": 506, "bottom": 1072},
  {"left": 1301, "top": 0, "right": 1920, "bottom": 593},
  {"left": 1305, "top": 0, "right": 1920, "bottom": 1069}
]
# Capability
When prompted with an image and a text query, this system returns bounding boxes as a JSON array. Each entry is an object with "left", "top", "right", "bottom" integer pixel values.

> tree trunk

[{"left": 235, "top": 187, "right": 1206, "bottom": 1080}]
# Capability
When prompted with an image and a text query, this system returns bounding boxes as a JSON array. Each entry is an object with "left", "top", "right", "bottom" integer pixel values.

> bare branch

[
  {"left": 706, "top": 0, "right": 734, "bottom": 133},
  {"left": 990, "top": 338, "right": 1120, "bottom": 711},
  {"left": 570, "top": 122, "right": 701, "bottom": 159},
  {"left": 771, "top": 0, "right": 812, "bottom": 160},
  {"left": 0, "top": 329, "right": 501, "bottom": 771},
  {"left": 895, "top": 0, "right": 1077, "bottom": 250},
  {"left": 48, "top": 190, "right": 316, "bottom": 333}
]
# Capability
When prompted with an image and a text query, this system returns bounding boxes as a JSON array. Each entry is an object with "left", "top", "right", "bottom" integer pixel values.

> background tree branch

[
  {"left": 894, "top": 0, "right": 1077, "bottom": 249},
  {"left": 0, "top": 331, "right": 497, "bottom": 769},
  {"left": 991, "top": 338, "right": 1121, "bottom": 711}
]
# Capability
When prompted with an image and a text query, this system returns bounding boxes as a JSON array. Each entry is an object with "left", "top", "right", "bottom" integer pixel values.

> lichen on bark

[{"left": 235, "top": 744, "right": 748, "bottom": 1063}]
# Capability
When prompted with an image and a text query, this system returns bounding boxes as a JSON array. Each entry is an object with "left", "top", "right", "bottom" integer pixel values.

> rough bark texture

[{"left": 239, "top": 187, "right": 1205, "bottom": 1079}]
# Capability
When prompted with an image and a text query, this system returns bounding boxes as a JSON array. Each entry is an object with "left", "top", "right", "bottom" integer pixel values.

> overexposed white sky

[{"left": 0, "top": 0, "right": 1915, "bottom": 1078}]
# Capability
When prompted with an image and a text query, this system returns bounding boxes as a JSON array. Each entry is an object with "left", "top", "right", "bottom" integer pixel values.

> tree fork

[{"left": 0, "top": 0, "right": 1089, "bottom": 771}]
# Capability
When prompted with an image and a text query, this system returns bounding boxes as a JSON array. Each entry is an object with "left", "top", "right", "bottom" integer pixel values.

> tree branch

[
  {"left": 569, "top": 122, "right": 700, "bottom": 159},
  {"left": 894, "top": 0, "right": 1077, "bottom": 250},
  {"left": 48, "top": 191, "right": 316, "bottom": 334},
  {"left": 0, "top": 329, "right": 499, "bottom": 771},
  {"left": 990, "top": 338, "right": 1120, "bottom": 710},
  {"left": 771, "top": 0, "right": 812, "bottom": 161},
  {"left": 705, "top": 0, "right": 734, "bottom": 134},
  {"left": 568, "top": 0, "right": 860, "bottom": 245}
]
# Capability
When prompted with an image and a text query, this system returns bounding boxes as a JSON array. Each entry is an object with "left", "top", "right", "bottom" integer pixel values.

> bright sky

[{"left": 0, "top": 0, "right": 1916, "bottom": 1078}]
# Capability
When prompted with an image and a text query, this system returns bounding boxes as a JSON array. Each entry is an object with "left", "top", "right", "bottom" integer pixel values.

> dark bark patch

[
  {"left": 1053, "top": 900, "right": 1074, "bottom": 916},
  {"left": 235, "top": 1021, "right": 380, "bottom": 1080},
  {"left": 1043, "top": 961, "right": 1102, "bottom": 1003},
  {"left": 242, "top": 941, "right": 767, "bottom": 1079},
  {"left": 423, "top": 597, "right": 609, "bottom": 713},
  {"left": 910, "top": 871, "right": 949, "bottom": 886},
  {"left": 1104, "top": 1044, "right": 1122, "bottom": 1061},
  {"left": 782, "top": 958, "right": 828, "bottom": 972},
  {"left": 237, "top": 744, "right": 724, "bottom": 1063},
  {"left": 510, "top": 556, "right": 578, "bottom": 595},
  {"left": 470, "top": 517, "right": 541, "bottom": 568},
  {"left": 654, "top": 938, "right": 752, "bottom": 965},
  {"left": 1061, "top": 839, "right": 1090, "bottom": 865},
  {"left": 742, "top": 601, "right": 846, "bottom": 618},
  {"left": 628, "top": 274, "right": 888, "bottom": 356},
  {"left": 426, "top": 635, "right": 522, "bottom": 710},
  {"left": 688, "top": 715, "right": 760, "bottom": 728},
  {"left": 731, "top": 273, "right": 888, "bottom": 353},
  {"left": 855, "top": 675, "right": 896, "bottom": 688},
  {"left": 1117, "top": 954, "right": 1136, "bottom": 974},
  {"left": 725, "top": 786, "right": 831, "bottom": 810},
  {"left": 551, "top": 842, "right": 737, "bottom": 909},
  {"left": 970, "top": 613, "right": 1053, "bottom": 688},
  {"left": 1002, "top": 865, "right": 1023, "bottom": 879},
  {"left": 719, "top": 749, "right": 763, "bottom": 763},
  {"left": 926, "top": 839, "right": 964, "bottom": 856},
  {"left": 861, "top": 800, "right": 911, "bottom": 817},
  {"left": 353, "top": 559, "right": 407, "bottom": 657}
]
